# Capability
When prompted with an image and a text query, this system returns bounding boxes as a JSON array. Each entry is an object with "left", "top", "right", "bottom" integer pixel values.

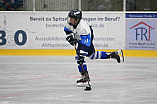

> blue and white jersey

[{"left": 64, "top": 19, "right": 95, "bottom": 56}]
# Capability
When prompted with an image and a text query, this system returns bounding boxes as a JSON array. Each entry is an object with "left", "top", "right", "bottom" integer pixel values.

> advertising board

[
  {"left": 126, "top": 13, "right": 157, "bottom": 50},
  {"left": 0, "top": 12, "right": 125, "bottom": 49}
]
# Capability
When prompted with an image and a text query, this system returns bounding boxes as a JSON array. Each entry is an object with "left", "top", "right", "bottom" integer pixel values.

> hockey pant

[{"left": 75, "top": 51, "right": 107, "bottom": 73}]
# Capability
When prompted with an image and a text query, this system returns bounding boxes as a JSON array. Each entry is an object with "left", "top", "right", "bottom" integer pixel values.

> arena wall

[{"left": 0, "top": 12, "right": 157, "bottom": 57}]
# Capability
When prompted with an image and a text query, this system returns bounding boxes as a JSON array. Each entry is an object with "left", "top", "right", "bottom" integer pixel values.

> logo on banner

[{"left": 129, "top": 21, "right": 154, "bottom": 41}]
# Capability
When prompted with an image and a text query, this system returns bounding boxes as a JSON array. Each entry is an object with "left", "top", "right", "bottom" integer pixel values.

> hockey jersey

[{"left": 64, "top": 19, "right": 95, "bottom": 56}]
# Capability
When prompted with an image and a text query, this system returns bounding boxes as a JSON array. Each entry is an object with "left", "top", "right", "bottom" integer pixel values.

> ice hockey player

[{"left": 64, "top": 9, "right": 123, "bottom": 89}]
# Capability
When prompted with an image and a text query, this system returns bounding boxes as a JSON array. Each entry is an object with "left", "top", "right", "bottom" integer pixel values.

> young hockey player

[{"left": 64, "top": 9, "right": 123, "bottom": 90}]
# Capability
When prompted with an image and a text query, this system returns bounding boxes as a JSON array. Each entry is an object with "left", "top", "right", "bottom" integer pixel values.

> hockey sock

[
  {"left": 78, "top": 62, "right": 87, "bottom": 72},
  {"left": 89, "top": 51, "right": 107, "bottom": 60},
  {"left": 75, "top": 55, "right": 88, "bottom": 73}
]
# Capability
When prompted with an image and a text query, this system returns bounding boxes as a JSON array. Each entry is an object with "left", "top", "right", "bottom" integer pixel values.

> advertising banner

[
  {"left": 0, "top": 12, "right": 125, "bottom": 49},
  {"left": 126, "top": 13, "right": 157, "bottom": 50}
]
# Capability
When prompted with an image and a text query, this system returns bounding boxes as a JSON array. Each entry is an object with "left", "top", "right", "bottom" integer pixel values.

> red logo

[{"left": 130, "top": 21, "right": 154, "bottom": 41}]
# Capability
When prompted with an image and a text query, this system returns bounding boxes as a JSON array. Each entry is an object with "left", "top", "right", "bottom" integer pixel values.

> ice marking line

[
  {"left": 92, "top": 74, "right": 157, "bottom": 82},
  {"left": 0, "top": 85, "right": 26, "bottom": 88},
  {"left": 29, "top": 75, "right": 52, "bottom": 80},
  {"left": 63, "top": 73, "right": 78, "bottom": 76},
  {"left": 70, "top": 75, "right": 96, "bottom": 78},
  {"left": 0, "top": 63, "right": 74, "bottom": 65},
  {"left": 0, "top": 93, "right": 77, "bottom": 99}
]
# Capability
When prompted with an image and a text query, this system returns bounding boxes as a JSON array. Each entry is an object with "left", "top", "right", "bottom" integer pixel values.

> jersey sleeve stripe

[{"left": 64, "top": 26, "right": 73, "bottom": 34}]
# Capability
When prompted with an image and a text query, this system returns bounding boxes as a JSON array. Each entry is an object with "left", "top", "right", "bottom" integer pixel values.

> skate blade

[
  {"left": 117, "top": 50, "right": 124, "bottom": 62},
  {"left": 77, "top": 82, "right": 91, "bottom": 87}
]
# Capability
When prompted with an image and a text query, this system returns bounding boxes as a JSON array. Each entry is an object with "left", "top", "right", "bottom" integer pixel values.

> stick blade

[{"left": 84, "top": 87, "right": 92, "bottom": 91}]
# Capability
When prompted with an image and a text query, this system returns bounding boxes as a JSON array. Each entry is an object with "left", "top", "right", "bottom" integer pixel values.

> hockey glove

[
  {"left": 66, "top": 36, "right": 77, "bottom": 46},
  {"left": 77, "top": 53, "right": 85, "bottom": 65}
]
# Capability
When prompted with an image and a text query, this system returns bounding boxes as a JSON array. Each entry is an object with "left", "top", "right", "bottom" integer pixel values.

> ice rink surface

[{"left": 0, "top": 56, "right": 157, "bottom": 104}]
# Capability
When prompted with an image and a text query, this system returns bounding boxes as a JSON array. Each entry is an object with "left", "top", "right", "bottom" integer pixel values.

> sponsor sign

[
  {"left": 126, "top": 13, "right": 157, "bottom": 50},
  {"left": 0, "top": 12, "right": 125, "bottom": 49}
]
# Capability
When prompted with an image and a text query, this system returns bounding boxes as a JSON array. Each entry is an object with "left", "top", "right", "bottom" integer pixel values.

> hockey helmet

[{"left": 68, "top": 9, "right": 82, "bottom": 20}]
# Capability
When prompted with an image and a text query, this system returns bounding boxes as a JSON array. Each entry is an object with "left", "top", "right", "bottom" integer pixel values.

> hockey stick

[{"left": 73, "top": 44, "right": 91, "bottom": 91}]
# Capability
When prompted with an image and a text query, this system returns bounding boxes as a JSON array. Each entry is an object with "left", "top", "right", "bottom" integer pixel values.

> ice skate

[
  {"left": 117, "top": 50, "right": 124, "bottom": 62},
  {"left": 77, "top": 77, "right": 91, "bottom": 87},
  {"left": 76, "top": 72, "right": 91, "bottom": 87},
  {"left": 109, "top": 50, "right": 124, "bottom": 63}
]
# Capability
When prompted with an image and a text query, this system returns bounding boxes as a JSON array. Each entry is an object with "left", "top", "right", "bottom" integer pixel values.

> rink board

[
  {"left": 0, "top": 12, "right": 157, "bottom": 57},
  {"left": 0, "top": 49, "right": 157, "bottom": 57}
]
